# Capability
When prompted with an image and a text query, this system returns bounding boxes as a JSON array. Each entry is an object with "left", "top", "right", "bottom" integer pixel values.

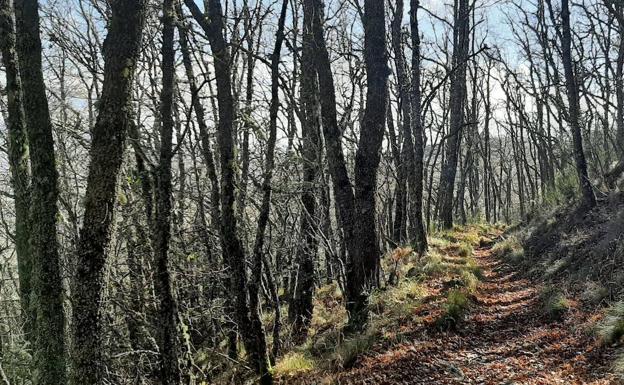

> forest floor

[{"left": 277, "top": 228, "right": 620, "bottom": 384}]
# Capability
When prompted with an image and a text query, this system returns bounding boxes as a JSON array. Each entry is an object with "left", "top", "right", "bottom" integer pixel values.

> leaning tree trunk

[
  {"left": 152, "top": 0, "right": 182, "bottom": 382},
  {"left": 13, "top": 0, "right": 66, "bottom": 382},
  {"left": 70, "top": 1, "right": 146, "bottom": 384},
  {"left": 306, "top": 0, "right": 358, "bottom": 325},
  {"left": 0, "top": 0, "right": 33, "bottom": 339},
  {"left": 437, "top": 0, "right": 470, "bottom": 229}
]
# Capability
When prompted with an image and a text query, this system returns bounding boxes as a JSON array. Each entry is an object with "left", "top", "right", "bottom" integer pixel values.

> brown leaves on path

[{"left": 289, "top": 243, "right": 618, "bottom": 385}]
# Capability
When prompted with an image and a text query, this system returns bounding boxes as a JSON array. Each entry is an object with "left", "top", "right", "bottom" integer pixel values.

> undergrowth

[
  {"left": 273, "top": 224, "right": 498, "bottom": 378},
  {"left": 539, "top": 285, "right": 570, "bottom": 321}
]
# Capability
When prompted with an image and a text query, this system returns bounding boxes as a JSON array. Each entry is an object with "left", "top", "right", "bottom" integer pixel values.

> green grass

[
  {"left": 439, "top": 289, "right": 471, "bottom": 328},
  {"left": 273, "top": 352, "right": 315, "bottom": 376},
  {"left": 459, "top": 270, "right": 479, "bottom": 294},
  {"left": 491, "top": 235, "right": 525, "bottom": 264},
  {"left": 271, "top": 223, "right": 497, "bottom": 379}
]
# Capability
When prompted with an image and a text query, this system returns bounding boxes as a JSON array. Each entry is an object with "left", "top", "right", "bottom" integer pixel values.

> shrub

[
  {"left": 464, "top": 257, "right": 484, "bottom": 279},
  {"left": 581, "top": 281, "right": 609, "bottom": 305}
]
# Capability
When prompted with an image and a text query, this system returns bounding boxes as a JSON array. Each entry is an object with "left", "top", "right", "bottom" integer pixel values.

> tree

[
  {"left": 549, "top": 0, "right": 596, "bottom": 208},
  {"left": 0, "top": 0, "right": 32, "bottom": 338},
  {"left": 70, "top": 1, "right": 147, "bottom": 383},
  {"left": 305, "top": 0, "right": 389, "bottom": 329},
  {"left": 437, "top": 0, "right": 471, "bottom": 229},
  {"left": 347, "top": 0, "right": 390, "bottom": 328},
  {"left": 153, "top": 0, "right": 182, "bottom": 382},
  {"left": 13, "top": 0, "right": 66, "bottom": 382},
  {"left": 183, "top": 0, "right": 273, "bottom": 381},
  {"left": 290, "top": 0, "right": 322, "bottom": 341}
]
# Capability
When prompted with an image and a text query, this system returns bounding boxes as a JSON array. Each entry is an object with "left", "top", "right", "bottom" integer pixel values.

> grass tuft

[
  {"left": 438, "top": 289, "right": 471, "bottom": 328},
  {"left": 333, "top": 332, "right": 378, "bottom": 369},
  {"left": 491, "top": 235, "right": 525, "bottom": 264},
  {"left": 273, "top": 352, "right": 315, "bottom": 377},
  {"left": 459, "top": 270, "right": 479, "bottom": 294},
  {"left": 596, "top": 301, "right": 624, "bottom": 345},
  {"left": 539, "top": 286, "right": 570, "bottom": 321}
]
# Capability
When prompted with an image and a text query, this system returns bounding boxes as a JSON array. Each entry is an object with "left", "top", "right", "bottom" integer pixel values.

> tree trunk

[
  {"left": 437, "top": 0, "right": 470, "bottom": 229},
  {"left": 348, "top": 0, "right": 389, "bottom": 329},
  {"left": 153, "top": 0, "right": 182, "bottom": 382},
  {"left": 14, "top": 0, "right": 66, "bottom": 382},
  {"left": 409, "top": 0, "right": 428, "bottom": 253},
  {"left": 247, "top": 0, "right": 288, "bottom": 380},
  {"left": 558, "top": 0, "right": 596, "bottom": 208},
  {"left": 0, "top": 0, "right": 33, "bottom": 339},
  {"left": 183, "top": 0, "right": 272, "bottom": 382},
  {"left": 69, "top": 1, "right": 146, "bottom": 384},
  {"left": 291, "top": 0, "right": 322, "bottom": 340}
]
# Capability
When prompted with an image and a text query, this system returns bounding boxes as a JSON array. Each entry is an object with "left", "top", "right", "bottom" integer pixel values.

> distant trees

[{"left": 1, "top": 0, "right": 624, "bottom": 383}]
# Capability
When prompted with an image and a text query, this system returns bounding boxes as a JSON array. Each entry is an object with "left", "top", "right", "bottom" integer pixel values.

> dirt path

[{"left": 320, "top": 245, "right": 619, "bottom": 384}]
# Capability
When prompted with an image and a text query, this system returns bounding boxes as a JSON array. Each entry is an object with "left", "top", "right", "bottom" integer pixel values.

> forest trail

[{"left": 304, "top": 240, "right": 619, "bottom": 385}]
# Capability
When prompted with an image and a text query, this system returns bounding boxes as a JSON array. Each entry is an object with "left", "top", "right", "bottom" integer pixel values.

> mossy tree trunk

[
  {"left": 70, "top": 1, "right": 147, "bottom": 384},
  {"left": 153, "top": 0, "right": 182, "bottom": 382},
  {"left": 183, "top": 0, "right": 273, "bottom": 381},
  {"left": 0, "top": 0, "right": 33, "bottom": 339},
  {"left": 13, "top": 0, "right": 66, "bottom": 382},
  {"left": 347, "top": 0, "right": 389, "bottom": 330}
]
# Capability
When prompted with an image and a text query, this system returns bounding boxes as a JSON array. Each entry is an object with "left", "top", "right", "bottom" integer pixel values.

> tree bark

[
  {"left": 409, "top": 0, "right": 428, "bottom": 253},
  {"left": 347, "top": 0, "right": 390, "bottom": 329},
  {"left": 291, "top": 0, "right": 322, "bottom": 340},
  {"left": 13, "top": 0, "right": 66, "bottom": 382},
  {"left": 183, "top": 0, "right": 272, "bottom": 382},
  {"left": 153, "top": 0, "right": 182, "bottom": 382},
  {"left": 70, "top": 1, "right": 146, "bottom": 383},
  {"left": 0, "top": 0, "right": 33, "bottom": 339},
  {"left": 247, "top": 0, "right": 289, "bottom": 379},
  {"left": 558, "top": 0, "right": 596, "bottom": 207},
  {"left": 437, "top": 0, "right": 470, "bottom": 229}
]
